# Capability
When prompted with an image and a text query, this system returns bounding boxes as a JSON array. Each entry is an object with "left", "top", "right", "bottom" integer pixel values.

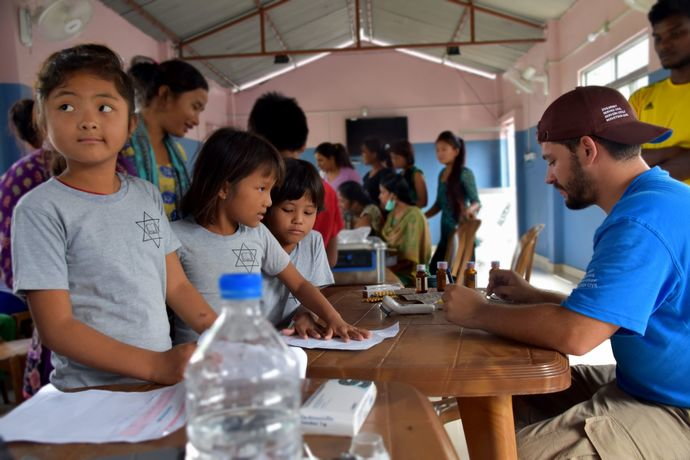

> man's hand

[
  {"left": 150, "top": 343, "right": 196, "bottom": 385},
  {"left": 442, "top": 284, "right": 488, "bottom": 328},
  {"left": 487, "top": 269, "right": 540, "bottom": 303}
]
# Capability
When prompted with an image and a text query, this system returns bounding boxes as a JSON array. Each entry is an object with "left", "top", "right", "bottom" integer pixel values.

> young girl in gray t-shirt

[
  {"left": 172, "top": 128, "right": 369, "bottom": 342},
  {"left": 11, "top": 44, "right": 217, "bottom": 391}
]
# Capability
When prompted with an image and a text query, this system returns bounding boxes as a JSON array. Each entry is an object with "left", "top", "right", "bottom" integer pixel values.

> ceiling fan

[
  {"left": 504, "top": 66, "right": 549, "bottom": 96},
  {"left": 17, "top": 0, "right": 93, "bottom": 47}
]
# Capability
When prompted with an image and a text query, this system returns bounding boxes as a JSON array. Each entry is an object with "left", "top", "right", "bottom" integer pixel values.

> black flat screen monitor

[{"left": 346, "top": 117, "right": 408, "bottom": 157}]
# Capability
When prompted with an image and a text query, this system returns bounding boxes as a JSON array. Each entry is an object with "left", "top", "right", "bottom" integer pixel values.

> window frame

[{"left": 579, "top": 34, "right": 650, "bottom": 88}]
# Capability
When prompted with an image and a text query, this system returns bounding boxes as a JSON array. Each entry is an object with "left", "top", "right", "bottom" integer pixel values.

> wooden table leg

[
  {"left": 456, "top": 395, "right": 517, "bottom": 460},
  {"left": 9, "top": 355, "right": 26, "bottom": 404}
]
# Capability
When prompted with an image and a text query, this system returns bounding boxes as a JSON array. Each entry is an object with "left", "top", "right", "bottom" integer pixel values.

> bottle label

[{"left": 416, "top": 276, "right": 428, "bottom": 293}]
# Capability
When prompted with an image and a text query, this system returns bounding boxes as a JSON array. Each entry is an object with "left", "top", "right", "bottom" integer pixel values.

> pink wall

[
  {"left": 0, "top": 2, "right": 22, "bottom": 84},
  {"left": 232, "top": 49, "right": 501, "bottom": 146},
  {"left": 0, "top": 1, "right": 230, "bottom": 142},
  {"left": 1, "top": 0, "right": 665, "bottom": 143},
  {"left": 502, "top": 0, "right": 660, "bottom": 130}
]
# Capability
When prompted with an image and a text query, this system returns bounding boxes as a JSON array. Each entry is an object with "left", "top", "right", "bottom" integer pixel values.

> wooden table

[
  {"left": 7, "top": 380, "right": 458, "bottom": 460},
  {"left": 307, "top": 287, "right": 571, "bottom": 460}
]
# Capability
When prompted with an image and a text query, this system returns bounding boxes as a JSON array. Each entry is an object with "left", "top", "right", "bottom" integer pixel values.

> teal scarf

[{"left": 129, "top": 121, "right": 190, "bottom": 212}]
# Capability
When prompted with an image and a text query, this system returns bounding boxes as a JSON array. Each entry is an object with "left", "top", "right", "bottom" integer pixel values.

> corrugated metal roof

[{"left": 101, "top": 0, "right": 577, "bottom": 90}]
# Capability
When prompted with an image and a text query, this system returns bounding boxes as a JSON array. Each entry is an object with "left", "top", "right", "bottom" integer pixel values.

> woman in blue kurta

[{"left": 425, "top": 131, "right": 480, "bottom": 275}]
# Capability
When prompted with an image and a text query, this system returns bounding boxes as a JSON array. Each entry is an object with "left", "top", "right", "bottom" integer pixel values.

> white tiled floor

[{"left": 443, "top": 269, "right": 616, "bottom": 459}]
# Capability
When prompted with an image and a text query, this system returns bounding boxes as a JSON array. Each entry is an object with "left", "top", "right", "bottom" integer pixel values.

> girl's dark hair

[
  {"left": 35, "top": 44, "right": 135, "bottom": 129},
  {"left": 381, "top": 174, "right": 414, "bottom": 206},
  {"left": 436, "top": 131, "right": 466, "bottom": 219},
  {"left": 9, "top": 99, "right": 41, "bottom": 149},
  {"left": 338, "top": 180, "right": 372, "bottom": 207},
  {"left": 128, "top": 56, "right": 208, "bottom": 108},
  {"left": 316, "top": 142, "right": 354, "bottom": 168},
  {"left": 270, "top": 158, "right": 324, "bottom": 211},
  {"left": 362, "top": 137, "right": 392, "bottom": 167},
  {"left": 388, "top": 139, "right": 415, "bottom": 167},
  {"left": 181, "top": 127, "right": 285, "bottom": 226},
  {"left": 649, "top": 0, "right": 690, "bottom": 25}
]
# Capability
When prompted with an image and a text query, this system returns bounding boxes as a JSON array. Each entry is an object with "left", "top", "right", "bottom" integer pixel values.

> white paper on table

[
  {"left": 0, "top": 382, "right": 186, "bottom": 444},
  {"left": 283, "top": 322, "right": 399, "bottom": 350}
]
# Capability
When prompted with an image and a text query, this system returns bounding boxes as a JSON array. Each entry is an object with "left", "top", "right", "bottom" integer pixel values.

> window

[
  {"left": 580, "top": 36, "right": 649, "bottom": 95},
  {"left": 616, "top": 76, "right": 648, "bottom": 100}
]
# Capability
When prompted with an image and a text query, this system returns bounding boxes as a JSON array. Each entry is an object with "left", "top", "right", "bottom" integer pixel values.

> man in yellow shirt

[{"left": 629, "top": 0, "right": 690, "bottom": 183}]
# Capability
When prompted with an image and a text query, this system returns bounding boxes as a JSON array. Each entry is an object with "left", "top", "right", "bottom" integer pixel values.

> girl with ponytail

[
  {"left": 425, "top": 131, "right": 481, "bottom": 274},
  {"left": 124, "top": 57, "right": 209, "bottom": 220}
]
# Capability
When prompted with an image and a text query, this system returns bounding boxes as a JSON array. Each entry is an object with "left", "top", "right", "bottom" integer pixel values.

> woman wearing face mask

[
  {"left": 125, "top": 57, "right": 209, "bottom": 221},
  {"left": 380, "top": 174, "right": 431, "bottom": 286},
  {"left": 425, "top": 131, "right": 480, "bottom": 275}
]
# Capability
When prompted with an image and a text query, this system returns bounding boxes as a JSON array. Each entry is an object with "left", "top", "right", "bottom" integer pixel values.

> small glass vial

[
  {"left": 490, "top": 260, "right": 500, "bottom": 275},
  {"left": 488, "top": 260, "right": 500, "bottom": 287},
  {"left": 464, "top": 261, "right": 477, "bottom": 289},
  {"left": 415, "top": 264, "right": 428, "bottom": 293},
  {"left": 436, "top": 261, "right": 448, "bottom": 292}
]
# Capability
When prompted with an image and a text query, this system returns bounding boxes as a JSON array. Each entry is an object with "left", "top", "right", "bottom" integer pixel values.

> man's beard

[
  {"left": 663, "top": 53, "right": 690, "bottom": 70},
  {"left": 558, "top": 155, "right": 596, "bottom": 210}
]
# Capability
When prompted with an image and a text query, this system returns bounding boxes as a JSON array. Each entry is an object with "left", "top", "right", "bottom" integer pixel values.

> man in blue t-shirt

[{"left": 442, "top": 86, "right": 690, "bottom": 458}]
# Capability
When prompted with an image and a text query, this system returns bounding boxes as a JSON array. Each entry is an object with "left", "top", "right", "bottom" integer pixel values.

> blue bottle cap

[{"left": 219, "top": 273, "right": 262, "bottom": 300}]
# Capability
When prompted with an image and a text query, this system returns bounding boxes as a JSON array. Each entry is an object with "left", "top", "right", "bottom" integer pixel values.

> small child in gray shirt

[
  {"left": 173, "top": 128, "right": 369, "bottom": 342},
  {"left": 263, "top": 159, "right": 335, "bottom": 335}
]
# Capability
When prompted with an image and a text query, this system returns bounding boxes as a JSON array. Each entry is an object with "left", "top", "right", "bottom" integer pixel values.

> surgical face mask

[{"left": 384, "top": 199, "right": 396, "bottom": 212}]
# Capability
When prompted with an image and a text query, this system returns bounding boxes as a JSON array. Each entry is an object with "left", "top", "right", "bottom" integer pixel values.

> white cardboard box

[{"left": 301, "top": 380, "right": 377, "bottom": 436}]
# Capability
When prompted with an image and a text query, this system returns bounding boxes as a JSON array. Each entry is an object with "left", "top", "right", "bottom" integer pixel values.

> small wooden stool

[{"left": 0, "top": 338, "right": 31, "bottom": 404}]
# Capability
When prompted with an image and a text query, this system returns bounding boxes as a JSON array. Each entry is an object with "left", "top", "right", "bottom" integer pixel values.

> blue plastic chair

[{"left": 0, "top": 288, "right": 27, "bottom": 315}]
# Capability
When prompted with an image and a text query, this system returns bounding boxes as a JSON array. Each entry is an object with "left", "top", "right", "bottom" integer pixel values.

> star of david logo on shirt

[
  {"left": 232, "top": 243, "right": 259, "bottom": 273},
  {"left": 135, "top": 212, "right": 162, "bottom": 248}
]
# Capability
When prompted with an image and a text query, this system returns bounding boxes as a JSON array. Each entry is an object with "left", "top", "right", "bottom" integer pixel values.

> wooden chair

[
  {"left": 13, "top": 311, "right": 32, "bottom": 339},
  {"left": 511, "top": 224, "right": 545, "bottom": 282},
  {"left": 0, "top": 338, "right": 31, "bottom": 404},
  {"left": 447, "top": 219, "right": 481, "bottom": 283}
]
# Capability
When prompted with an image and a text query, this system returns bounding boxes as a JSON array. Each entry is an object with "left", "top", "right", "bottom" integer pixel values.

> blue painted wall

[
  {"left": 186, "top": 134, "right": 501, "bottom": 244},
  {"left": 0, "top": 83, "right": 33, "bottom": 174},
  {"left": 176, "top": 136, "right": 202, "bottom": 169},
  {"left": 303, "top": 138, "right": 503, "bottom": 245}
]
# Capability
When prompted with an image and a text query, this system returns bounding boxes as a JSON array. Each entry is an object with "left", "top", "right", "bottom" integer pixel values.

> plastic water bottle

[{"left": 185, "top": 273, "right": 302, "bottom": 459}]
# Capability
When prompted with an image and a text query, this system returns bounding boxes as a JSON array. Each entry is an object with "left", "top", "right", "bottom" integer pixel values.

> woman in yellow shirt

[{"left": 124, "top": 57, "right": 209, "bottom": 220}]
